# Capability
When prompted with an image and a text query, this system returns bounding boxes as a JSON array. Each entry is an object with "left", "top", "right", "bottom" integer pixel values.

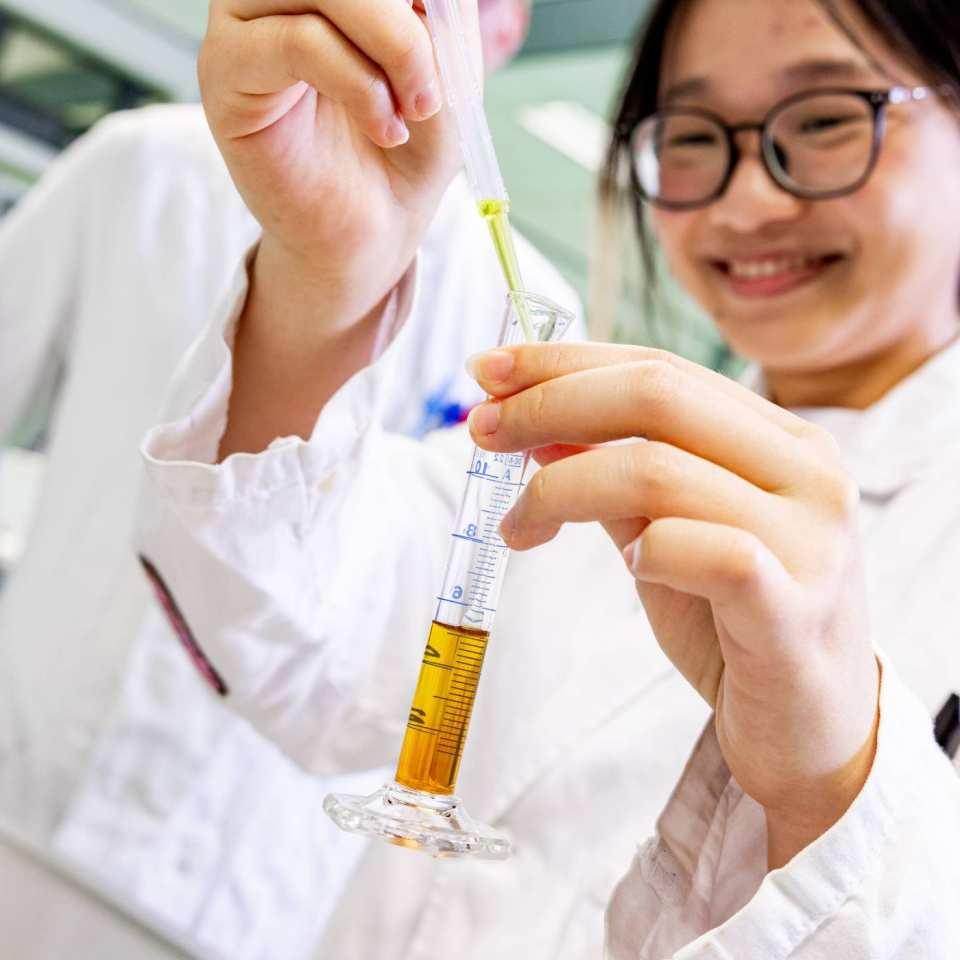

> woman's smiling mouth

[{"left": 711, "top": 252, "right": 846, "bottom": 298}]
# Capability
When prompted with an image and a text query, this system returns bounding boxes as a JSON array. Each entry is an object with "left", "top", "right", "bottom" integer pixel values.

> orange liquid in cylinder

[{"left": 394, "top": 621, "right": 490, "bottom": 796}]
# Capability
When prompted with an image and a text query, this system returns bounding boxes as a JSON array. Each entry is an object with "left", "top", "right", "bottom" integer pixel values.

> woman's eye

[
  {"left": 666, "top": 132, "right": 718, "bottom": 148},
  {"left": 798, "top": 113, "right": 862, "bottom": 134}
]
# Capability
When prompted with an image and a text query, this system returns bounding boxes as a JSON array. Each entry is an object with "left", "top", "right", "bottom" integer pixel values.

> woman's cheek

[{"left": 650, "top": 211, "right": 705, "bottom": 294}]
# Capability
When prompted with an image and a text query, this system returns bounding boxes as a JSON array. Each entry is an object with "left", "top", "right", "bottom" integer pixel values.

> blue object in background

[{"left": 414, "top": 379, "right": 475, "bottom": 438}]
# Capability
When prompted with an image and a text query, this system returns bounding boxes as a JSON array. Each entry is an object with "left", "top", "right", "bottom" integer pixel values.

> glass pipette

[
  {"left": 324, "top": 292, "right": 574, "bottom": 859},
  {"left": 421, "top": 0, "right": 534, "bottom": 341}
]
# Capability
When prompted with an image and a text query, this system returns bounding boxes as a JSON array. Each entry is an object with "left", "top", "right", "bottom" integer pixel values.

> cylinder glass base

[{"left": 323, "top": 781, "right": 510, "bottom": 860}]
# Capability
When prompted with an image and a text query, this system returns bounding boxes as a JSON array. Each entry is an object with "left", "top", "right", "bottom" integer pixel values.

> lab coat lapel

[
  {"left": 794, "top": 340, "right": 960, "bottom": 713},
  {"left": 784, "top": 337, "right": 960, "bottom": 498}
]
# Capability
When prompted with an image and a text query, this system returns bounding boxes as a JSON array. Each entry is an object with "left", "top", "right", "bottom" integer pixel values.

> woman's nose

[{"left": 707, "top": 138, "right": 804, "bottom": 233}]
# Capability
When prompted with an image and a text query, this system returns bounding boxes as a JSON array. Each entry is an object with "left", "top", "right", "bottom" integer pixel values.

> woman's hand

[
  {"left": 467, "top": 343, "right": 880, "bottom": 868},
  {"left": 200, "top": 0, "right": 479, "bottom": 325},
  {"left": 202, "top": 0, "right": 483, "bottom": 457}
]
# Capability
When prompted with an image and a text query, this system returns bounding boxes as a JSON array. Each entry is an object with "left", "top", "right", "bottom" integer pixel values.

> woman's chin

[{"left": 715, "top": 314, "right": 850, "bottom": 375}]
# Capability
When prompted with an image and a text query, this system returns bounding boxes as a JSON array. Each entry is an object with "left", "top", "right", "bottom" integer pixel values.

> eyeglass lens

[{"left": 633, "top": 92, "right": 877, "bottom": 206}]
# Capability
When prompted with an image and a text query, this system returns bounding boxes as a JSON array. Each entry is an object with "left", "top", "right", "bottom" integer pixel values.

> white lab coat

[
  {"left": 140, "top": 190, "right": 960, "bottom": 953},
  {"left": 0, "top": 104, "right": 578, "bottom": 959}
]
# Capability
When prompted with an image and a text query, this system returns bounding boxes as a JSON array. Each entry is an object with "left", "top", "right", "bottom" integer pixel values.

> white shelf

[
  {"left": 0, "top": 122, "right": 56, "bottom": 179},
  {"left": 0, "top": 0, "right": 200, "bottom": 100}
]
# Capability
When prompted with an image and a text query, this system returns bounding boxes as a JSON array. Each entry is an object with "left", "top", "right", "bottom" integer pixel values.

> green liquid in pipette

[{"left": 478, "top": 199, "right": 534, "bottom": 341}]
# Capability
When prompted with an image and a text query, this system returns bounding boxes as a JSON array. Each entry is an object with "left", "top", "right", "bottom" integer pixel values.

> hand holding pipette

[
  {"left": 203, "top": 0, "right": 525, "bottom": 342},
  {"left": 201, "top": 0, "right": 470, "bottom": 317},
  {"left": 201, "top": 0, "right": 483, "bottom": 455}
]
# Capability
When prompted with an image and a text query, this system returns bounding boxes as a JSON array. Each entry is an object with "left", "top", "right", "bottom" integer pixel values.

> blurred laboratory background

[{"left": 0, "top": 0, "right": 727, "bottom": 584}]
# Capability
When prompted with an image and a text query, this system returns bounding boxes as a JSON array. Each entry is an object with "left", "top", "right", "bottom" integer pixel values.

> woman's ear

[{"left": 480, "top": 0, "right": 532, "bottom": 72}]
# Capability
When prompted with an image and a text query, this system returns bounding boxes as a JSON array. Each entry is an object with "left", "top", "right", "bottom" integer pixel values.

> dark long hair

[{"left": 596, "top": 0, "right": 960, "bottom": 311}]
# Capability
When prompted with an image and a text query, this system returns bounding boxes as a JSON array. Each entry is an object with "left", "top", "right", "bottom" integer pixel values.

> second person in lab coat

[{"left": 0, "top": 2, "right": 572, "bottom": 959}]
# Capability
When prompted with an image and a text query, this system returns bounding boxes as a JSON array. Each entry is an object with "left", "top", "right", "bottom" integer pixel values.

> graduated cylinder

[{"left": 393, "top": 294, "right": 569, "bottom": 796}]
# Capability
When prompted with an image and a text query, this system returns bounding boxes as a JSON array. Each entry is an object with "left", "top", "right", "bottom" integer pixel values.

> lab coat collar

[{"left": 741, "top": 336, "right": 960, "bottom": 498}]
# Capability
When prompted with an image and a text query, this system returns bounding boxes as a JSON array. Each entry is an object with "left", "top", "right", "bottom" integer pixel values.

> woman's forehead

[{"left": 659, "top": 0, "right": 911, "bottom": 108}]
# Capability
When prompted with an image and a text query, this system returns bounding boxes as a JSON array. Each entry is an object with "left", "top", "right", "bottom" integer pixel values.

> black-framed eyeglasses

[{"left": 629, "top": 86, "right": 936, "bottom": 210}]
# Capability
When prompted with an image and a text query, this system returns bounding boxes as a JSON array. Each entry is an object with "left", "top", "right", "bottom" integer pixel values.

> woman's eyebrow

[
  {"left": 780, "top": 57, "right": 877, "bottom": 84},
  {"left": 661, "top": 58, "right": 878, "bottom": 106},
  {"left": 661, "top": 76, "right": 710, "bottom": 105}
]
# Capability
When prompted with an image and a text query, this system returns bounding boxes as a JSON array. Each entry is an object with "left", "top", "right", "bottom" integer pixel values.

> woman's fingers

[
  {"left": 468, "top": 342, "right": 811, "bottom": 437},
  {"left": 529, "top": 442, "right": 649, "bottom": 554},
  {"left": 530, "top": 443, "right": 593, "bottom": 468},
  {"left": 469, "top": 359, "right": 813, "bottom": 492},
  {"left": 203, "top": 13, "right": 410, "bottom": 147},
  {"left": 619, "top": 516, "right": 799, "bottom": 706},
  {"left": 624, "top": 517, "right": 795, "bottom": 640},
  {"left": 294, "top": 0, "right": 440, "bottom": 121},
  {"left": 207, "top": 0, "right": 440, "bottom": 143},
  {"left": 501, "top": 441, "right": 780, "bottom": 550}
]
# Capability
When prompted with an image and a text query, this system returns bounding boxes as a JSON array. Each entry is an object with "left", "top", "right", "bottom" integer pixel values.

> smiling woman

[{"left": 603, "top": 0, "right": 960, "bottom": 410}]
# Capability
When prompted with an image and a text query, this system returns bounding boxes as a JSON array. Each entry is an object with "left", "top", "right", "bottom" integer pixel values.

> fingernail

[
  {"left": 499, "top": 511, "right": 515, "bottom": 543},
  {"left": 465, "top": 350, "right": 514, "bottom": 383},
  {"left": 415, "top": 81, "right": 442, "bottom": 119},
  {"left": 622, "top": 538, "right": 642, "bottom": 575},
  {"left": 384, "top": 115, "right": 410, "bottom": 146},
  {"left": 468, "top": 402, "right": 500, "bottom": 436}
]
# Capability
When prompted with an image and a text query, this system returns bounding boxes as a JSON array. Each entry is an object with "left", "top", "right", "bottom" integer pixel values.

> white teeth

[{"left": 728, "top": 256, "right": 817, "bottom": 279}]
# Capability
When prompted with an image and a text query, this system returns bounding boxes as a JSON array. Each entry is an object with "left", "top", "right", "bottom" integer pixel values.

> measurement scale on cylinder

[
  {"left": 324, "top": 293, "right": 573, "bottom": 859},
  {"left": 397, "top": 448, "right": 524, "bottom": 797}
]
